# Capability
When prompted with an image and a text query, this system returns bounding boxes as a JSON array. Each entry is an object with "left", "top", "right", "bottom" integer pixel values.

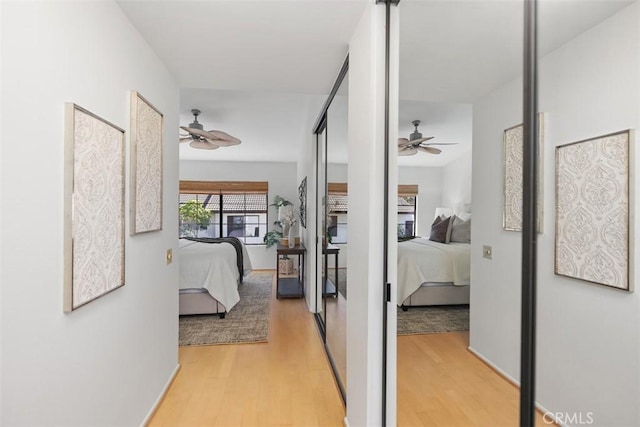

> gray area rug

[
  {"left": 179, "top": 272, "right": 272, "bottom": 346},
  {"left": 397, "top": 305, "right": 469, "bottom": 335},
  {"left": 333, "top": 270, "right": 468, "bottom": 335}
]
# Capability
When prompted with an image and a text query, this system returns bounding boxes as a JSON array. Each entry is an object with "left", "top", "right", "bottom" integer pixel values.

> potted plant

[
  {"left": 264, "top": 195, "right": 295, "bottom": 273},
  {"left": 179, "top": 200, "right": 211, "bottom": 237}
]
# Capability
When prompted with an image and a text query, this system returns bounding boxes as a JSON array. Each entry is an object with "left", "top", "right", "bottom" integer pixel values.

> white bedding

[
  {"left": 178, "top": 239, "right": 252, "bottom": 311},
  {"left": 397, "top": 238, "right": 470, "bottom": 305}
]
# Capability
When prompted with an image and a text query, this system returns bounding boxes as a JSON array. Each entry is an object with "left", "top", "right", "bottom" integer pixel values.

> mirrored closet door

[
  {"left": 390, "top": 1, "right": 640, "bottom": 426},
  {"left": 534, "top": 1, "right": 640, "bottom": 426},
  {"left": 395, "top": 1, "right": 524, "bottom": 424},
  {"left": 314, "top": 58, "right": 349, "bottom": 401},
  {"left": 325, "top": 73, "right": 348, "bottom": 393}
]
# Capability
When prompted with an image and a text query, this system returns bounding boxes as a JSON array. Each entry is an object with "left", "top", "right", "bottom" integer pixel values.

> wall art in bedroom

[
  {"left": 503, "top": 113, "right": 544, "bottom": 232},
  {"left": 64, "top": 104, "right": 126, "bottom": 312},
  {"left": 555, "top": 129, "right": 634, "bottom": 291},
  {"left": 130, "top": 91, "right": 163, "bottom": 234},
  {"left": 299, "top": 176, "right": 307, "bottom": 228}
]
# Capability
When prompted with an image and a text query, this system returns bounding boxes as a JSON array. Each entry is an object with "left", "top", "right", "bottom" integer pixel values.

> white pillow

[
  {"left": 456, "top": 212, "right": 471, "bottom": 222},
  {"left": 450, "top": 216, "right": 471, "bottom": 243}
]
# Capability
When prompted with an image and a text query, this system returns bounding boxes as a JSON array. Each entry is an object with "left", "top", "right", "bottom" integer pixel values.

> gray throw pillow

[
  {"left": 429, "top": 215, "right": 451, "bottom": 243},
  {"left": 450, "top": 216, "right": 471, "bottom": 243}
]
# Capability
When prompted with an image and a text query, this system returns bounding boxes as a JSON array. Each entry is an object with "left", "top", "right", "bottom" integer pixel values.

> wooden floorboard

[
  {"left": 149, "top": 272, "right": 345, "bottom": 427},
  {"left": 150, "top": 271, "right": 550, "bottom": 426},
  {"left": 398, "top": 332, "right": 550, "bottom": 426}
]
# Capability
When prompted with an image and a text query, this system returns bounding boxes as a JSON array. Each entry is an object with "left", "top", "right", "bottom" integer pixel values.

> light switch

[
  {"left": 166, "top": 249, "right": 173, "bottom": 264},
  {"left": 482, "top": 245, "right": 492, "bottom": 259}
]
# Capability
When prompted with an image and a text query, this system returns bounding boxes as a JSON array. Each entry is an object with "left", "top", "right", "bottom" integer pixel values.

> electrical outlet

[
  {"left": 482, "top": 245, "right": 492, "bottom": 259},
  {"left": 166, "top": 249, "right": 173, "bottom": 264}
]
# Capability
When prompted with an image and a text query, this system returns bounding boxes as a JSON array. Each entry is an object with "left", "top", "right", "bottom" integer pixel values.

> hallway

[{"left": 150, "top": 272, "right": 345, "bottom": 426}]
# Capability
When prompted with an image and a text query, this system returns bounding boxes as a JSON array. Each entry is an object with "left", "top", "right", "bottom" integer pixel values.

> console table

[
  {"left": 323, "top": 243, "right": 340, "bottom": 297},
  {"left": 276, "top": 243, "right": 305, "bottom": 299}
]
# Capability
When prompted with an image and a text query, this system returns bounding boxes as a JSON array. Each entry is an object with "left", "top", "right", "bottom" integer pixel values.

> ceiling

[
  {"left": 117, "top": 0, "right": 366, "bottom": 94},
  {"left": 119, "top": 0, "right": 634, "bottom": 166},
  {"left": 399, "top": 0, "right": 634, "bottom": 103}
]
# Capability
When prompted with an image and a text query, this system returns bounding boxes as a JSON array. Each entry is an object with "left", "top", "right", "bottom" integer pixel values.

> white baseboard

[
  {"left": 343, "top": 416, "right": 350, "bottom": 427},
  {"left": 467, "top": 346, "right": 561, "bottom": 426},
  {"left": 141, "top": 364, "right": 181, "bottom": 427}
]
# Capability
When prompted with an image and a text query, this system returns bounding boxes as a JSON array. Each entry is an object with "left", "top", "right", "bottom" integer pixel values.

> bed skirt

[
  {"left": 179, "top": 288, "right": 227, "bottom": 318},
  {"left": 401, "top": 283, "right": 470, "bottom": 308}
]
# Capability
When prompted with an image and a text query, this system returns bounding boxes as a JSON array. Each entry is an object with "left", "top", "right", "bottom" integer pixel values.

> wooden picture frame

[
  {"left": 130, "top": 91, "right": 163, "bottom": 234},
  {"left": 64, "top": 104, "right": 126, "bottom": 312},
  {"left": 503, "top": 113, "right": 545, "bottom": 232},
  {"left": 555, "top": 129, "right": 634, "bottom": 291}
]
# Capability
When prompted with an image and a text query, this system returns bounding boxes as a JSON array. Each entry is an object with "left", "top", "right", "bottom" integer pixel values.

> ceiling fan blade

[
  {"left": 182, "top": 126, "right": 213, "bottom": 140},
  {"left": 398, "top": 138, "right": 412, "bottom": 147},
  {"left": 398, "top": 147, "right": 418, "bottom": 156},
  {"left": 189, "top": 140, "right": 220, "bottom": 150},
  {"left": 423, "top": 142, "right": 458, "bottom": 146},
  {"left": 207, "top": 130, "right": 241, "bottom": 146},
  {"left": 418, "top": 146, "right": 441, "bottom": 155},
  {"left": 410, "top": 136, "right": 435, "bottom": 144},
  {"left": 179, "top": 137, "right": 192, "bottom": 143}
]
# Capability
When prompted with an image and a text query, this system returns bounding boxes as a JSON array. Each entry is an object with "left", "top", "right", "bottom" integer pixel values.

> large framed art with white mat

[
  {"left": 63, "top": 104, "right": 126, "bottom": 312},
  {"left": 130, "top": 91, "right": 163, "bottom": 235},
  {"left": 555, "top": 129, "right": 634, "bottom": 291},
  {"left": 503, "top": 113, "right": 544, "bottom": 232}
]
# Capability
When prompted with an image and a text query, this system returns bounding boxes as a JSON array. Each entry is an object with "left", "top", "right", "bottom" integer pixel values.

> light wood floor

[
  {"left": 398, "top": 332, "right": 550, "bottom": 426},
  {"left": 151, "top": 272, "right": 549, "bottom": 426},
  {"left": 149, "top": 272, "right": 345, "bottom": 427}
]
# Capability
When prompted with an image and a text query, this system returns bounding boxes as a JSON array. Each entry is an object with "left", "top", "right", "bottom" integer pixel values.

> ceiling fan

[
  {"left": 398, "top": 120, "right": 457, "bottom": 156},
  {"left": 179, "top": 109, "right": 241, "bottom": 150}
]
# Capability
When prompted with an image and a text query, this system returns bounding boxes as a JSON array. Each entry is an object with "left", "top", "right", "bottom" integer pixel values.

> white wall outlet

[
  {"left": 166, "top": 249, "right": 173, "bottom": 265},
  {"left": 482, "top": 245, "right": 492, "bottom": 259}
]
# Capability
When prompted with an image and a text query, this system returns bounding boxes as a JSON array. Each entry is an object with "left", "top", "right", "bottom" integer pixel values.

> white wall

[
  {"left": 346, "top": 3, "right": 390, "bottom": 425},
  {"left": 398, "top": 166, "right": 442, "bottom": 235},
  {"left": 1, "top": 2, "right": 179, "bottom": 425},
  {"left": 470, "top": 4, "right": 640, "bottom": 425},
  {"left": 297, "top": 95, "right": 325, "bottom": 310},
  {"left": 180, "top": 160, "right": 298, "bottom": 269},
  {"left": 441, "top": 151, "right": 472, "bottom": 215},
  {"left": 0, "top": 2, "right": 4, "bottom": 419}
]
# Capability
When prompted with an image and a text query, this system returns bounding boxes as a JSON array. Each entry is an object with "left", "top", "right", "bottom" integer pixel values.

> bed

[
  {"left": 397, "top": 237, "right": 470, "bottom": 309},
  {"left": 179, "top": 237, "right": 252, "bottom": 317}
]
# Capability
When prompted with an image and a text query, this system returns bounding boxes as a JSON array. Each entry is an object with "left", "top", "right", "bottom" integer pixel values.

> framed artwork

[
  {"left": 299, "top": 176, "right": 307, "bottom": 228},
  {"left": 503, "top": 113, "right": 545, "bottom": 232},
  {"left": 130, "top": 91, "right": 163, "bottom": 234},
  {"left": 555, "top": 129, "right": 634, "bottom": 291},
  {"left": 64, "top": 104, "right": 126, "bottom": 312}
]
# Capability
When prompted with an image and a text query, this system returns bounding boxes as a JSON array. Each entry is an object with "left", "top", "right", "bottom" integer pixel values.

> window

[
  {"left": 327, "top": 183, "right": 348, "bottom": 244},
  {"left": 179, "top": 181, "right": 268, "bottom": 244},
  {"left": 327, "top": 183, "right": 418, "bottom": 243}
]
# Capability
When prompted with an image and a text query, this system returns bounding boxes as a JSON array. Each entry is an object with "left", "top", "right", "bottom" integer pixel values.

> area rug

[
  {"left": 179, "top": 272, "right": 273, "bottom": 346},
  {"left": 397, "top": 305, "right": 469, "bottom": 335}
]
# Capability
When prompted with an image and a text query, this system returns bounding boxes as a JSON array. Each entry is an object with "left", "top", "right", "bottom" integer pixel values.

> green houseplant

[
  {"left": 264, "top": 195, "right": 296, "bottom": 273},
  {"left": 263, "top": 195, "right": 293, "bottom": 248},
  {"left": 179, "top": 199, "right": 211, "bottom": 237}
]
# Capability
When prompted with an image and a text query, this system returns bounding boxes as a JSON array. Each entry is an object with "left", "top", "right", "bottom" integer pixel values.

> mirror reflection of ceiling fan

[
  {"left": 179, "top": 109, "right": 241, "bottom": 150},
  {"left": 398, "top": 120, "right": 458, "bottom": 156}
]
